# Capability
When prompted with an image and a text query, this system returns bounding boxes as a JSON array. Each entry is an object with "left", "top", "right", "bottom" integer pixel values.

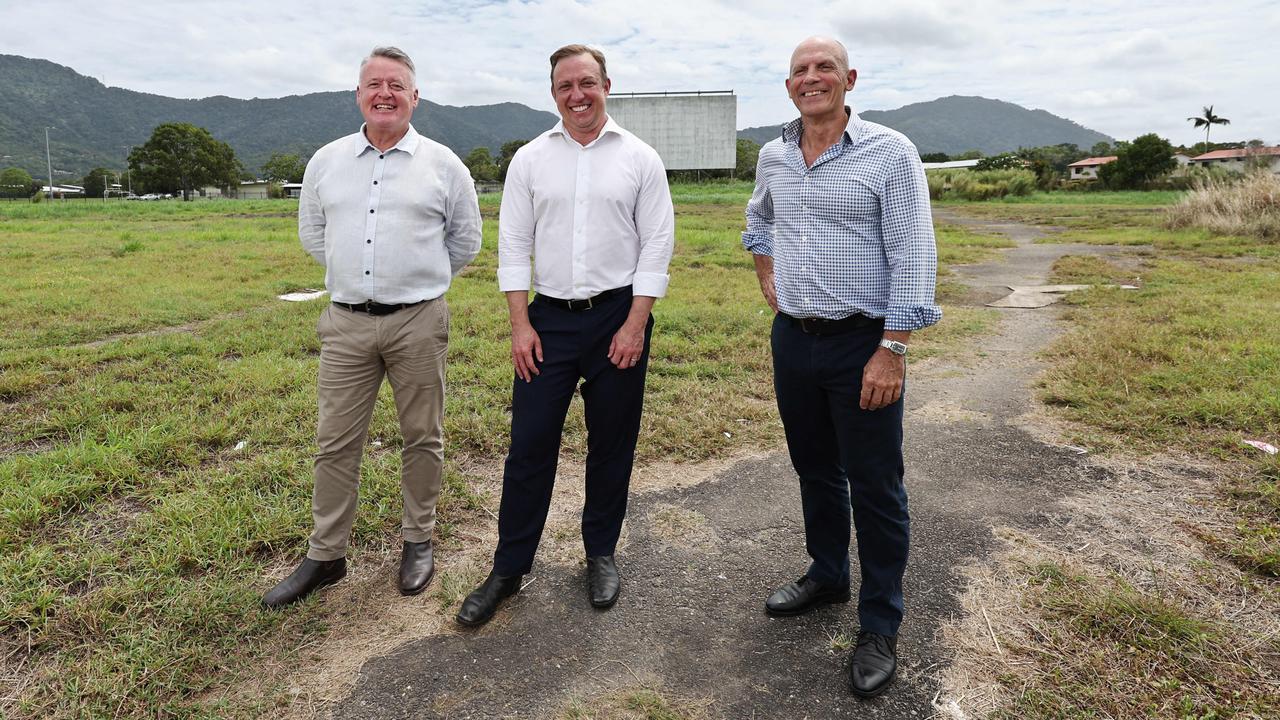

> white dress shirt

[
  {"left": 299, "top": 124, "right": 482, "bottom": 304},
  {"left": 497, "top": 116, "right": 674, "bottom": 299}
]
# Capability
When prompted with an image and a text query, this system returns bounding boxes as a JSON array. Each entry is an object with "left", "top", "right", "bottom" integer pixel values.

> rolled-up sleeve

[
  {"left": 631, "top": 149, "right": 674, "bottom": 298},
  {"left": 742, "top": 151, "right": 775, "bottom": 256},
  {"left": 880, "top": 150, "right": 942, "bottom": 331},
  {"left": 497, "top": 152, "right": 534, "bottom": 292}
]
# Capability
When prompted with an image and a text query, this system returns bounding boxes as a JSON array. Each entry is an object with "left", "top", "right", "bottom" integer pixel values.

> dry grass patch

[
  {"left": 561, "top": 685, "right": 713, "bottom": 720},
  {"left": 1166, "top": 172, "right": 1280, "bottom": 239},
  {"left": 939, "top": 455, "right": 1280, "bottom": 720}
]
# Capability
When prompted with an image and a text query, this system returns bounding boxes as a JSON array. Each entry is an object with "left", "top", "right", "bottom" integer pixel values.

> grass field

[
  {"left": 946, "top": 189, "right": 1280, "bottom": 719},
  {"left": 0, "top": 185, "right": 990, "bottom": 718}
]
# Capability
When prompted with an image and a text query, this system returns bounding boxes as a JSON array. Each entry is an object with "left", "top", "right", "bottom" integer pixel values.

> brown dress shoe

[
  {"left": 399, "top": 540, "right": 435, "bottom": 596},
  {"left": 261, "top": 557, "right": 346, "bottom": 610}
]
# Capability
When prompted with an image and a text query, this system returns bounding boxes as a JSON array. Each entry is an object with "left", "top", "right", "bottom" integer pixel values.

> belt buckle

[
  {"left": 570, "top": 296, "right": 593, "bottom": 311},
  {"left": 798, "top": 317, "right": 821, "bottom": 334}
]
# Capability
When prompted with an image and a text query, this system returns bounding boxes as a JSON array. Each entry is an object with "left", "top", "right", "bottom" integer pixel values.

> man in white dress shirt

[
  {"left": 263, "top": 46, "right": 482, "bottom": 609},
  {"left": 456, "top": 44, "right": 675, "bottom": 626}
]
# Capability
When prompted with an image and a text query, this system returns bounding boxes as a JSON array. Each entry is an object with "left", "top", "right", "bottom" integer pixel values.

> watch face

[{"left": 881, "top": 339, "right": 907, "bottom": 355}]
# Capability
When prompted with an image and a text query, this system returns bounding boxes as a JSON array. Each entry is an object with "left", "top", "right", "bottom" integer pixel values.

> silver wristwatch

[{"left": 878, "top": 338, "right": 908, "bottom": 356}]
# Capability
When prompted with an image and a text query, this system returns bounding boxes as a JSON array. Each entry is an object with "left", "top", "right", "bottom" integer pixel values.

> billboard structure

[{"left": 606, "top": 91, "right": 736, "bottom": 171}]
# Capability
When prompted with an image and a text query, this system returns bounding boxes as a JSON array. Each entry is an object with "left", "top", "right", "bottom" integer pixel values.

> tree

[
  {"left": 129, "top": 122, "right": 240, "bottom": 201},
  {"left": 920, "top": 152, "right": 950, "bottom": 163},
  {"left": 0, "top": 167, "right": 35, "bottom": 199},
  {"left": 261, "top": 152, "right": 307, "bottom": 183},
  {"left": 81, "top": 167, "right": 114, "bottom": 198},
  {"left": 735, "top": 138, "right": 761, "bottom": 180},
  {"left": 954, "top": 150, "right": 984, "bottom": 160},
  {"left": 1090, "top": 141, "right": 1113, "bottom": 157},
  {"left": 1098, "top": 133, "right": 1176, "bottom": 189},
  {"left": 1187, "top": 105, "right": 1230, "bottom": 148},
  {"left": 464, "top": 147, "right": 498, "bottom": 182},
  {"left": 974, "top": 153, "right": 1023, "bottom": 171},
  {"left": 497, "top": 140, "right": 529, "bottom": 182}
]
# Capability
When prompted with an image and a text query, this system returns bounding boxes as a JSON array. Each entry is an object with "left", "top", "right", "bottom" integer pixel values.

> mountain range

[
  {"left": 1, "top": 54, "right": 1112, "bottom": 179},
  {"left": 740, "top": 95, "right": 1113, "bottom": 155}
]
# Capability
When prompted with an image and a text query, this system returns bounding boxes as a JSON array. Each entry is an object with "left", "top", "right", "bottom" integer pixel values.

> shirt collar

[
  {"left": 550, "top": 115, "right": 623, "bottom": 148},
  {"left": 354, "top": 123, "right": 422, "bottom": 157},
  {"left": 782, "top": 107, "right": 861, "bottom": 147}
]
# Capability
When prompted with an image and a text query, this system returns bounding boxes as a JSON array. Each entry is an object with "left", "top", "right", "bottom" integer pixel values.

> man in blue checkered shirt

[{"left": 742, "top": 36, "right": 941, "bottom": 699}]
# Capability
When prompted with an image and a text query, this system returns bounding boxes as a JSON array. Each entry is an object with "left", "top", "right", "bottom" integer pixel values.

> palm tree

[{"left": 1187, "top": 105, "right": 1230, "bottom": 149}]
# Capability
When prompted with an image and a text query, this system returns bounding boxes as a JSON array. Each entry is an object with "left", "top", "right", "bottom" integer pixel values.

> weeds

[{"left": 1166, "top": 171, "right": 1280, "bottom": 239}]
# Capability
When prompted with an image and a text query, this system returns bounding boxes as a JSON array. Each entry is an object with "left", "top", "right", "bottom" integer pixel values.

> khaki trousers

[{"left": 307, "top": 298, "right": 449, "bottom": 560}]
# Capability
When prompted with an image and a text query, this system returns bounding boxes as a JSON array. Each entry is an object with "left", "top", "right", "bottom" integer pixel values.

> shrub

[
  {"left": 1165, "top": 171, "right": 1280, "bottom": 239},
  {"left": 925, "top": 168, "right": 1038, "bottom": 201}
]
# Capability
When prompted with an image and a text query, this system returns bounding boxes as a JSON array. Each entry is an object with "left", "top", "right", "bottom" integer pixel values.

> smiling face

[
  {"left": 356, "top": 55, "right": 419, "bottom": 145},
  {"left": 552, "top": 52, "right": 611, "bottom": 145},
  {"left": 785, "top": 38, "right": 857, "bottom": 122}
]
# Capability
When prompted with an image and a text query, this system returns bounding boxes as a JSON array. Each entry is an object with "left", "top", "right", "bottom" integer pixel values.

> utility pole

[{"left": 45, "top": 126, "right": 55, "bottom": 200}]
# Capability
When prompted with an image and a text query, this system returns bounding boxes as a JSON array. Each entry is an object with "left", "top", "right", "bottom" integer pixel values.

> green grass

[
  {"left": 0, "top": 193, "right": 986, "bottom": 718},
  {"left": 992, "top": 560, "right": 1280, "bottom": 720}
]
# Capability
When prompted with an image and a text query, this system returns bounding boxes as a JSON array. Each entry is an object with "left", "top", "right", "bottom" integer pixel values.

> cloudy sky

[{"left": 5, "top": 0, "right": 1277, "bottom": 146}]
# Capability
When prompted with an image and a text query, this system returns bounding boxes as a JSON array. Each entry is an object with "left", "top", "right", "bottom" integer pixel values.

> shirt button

[
  {"left": 369, "top": 209, "right": 374, "bottom": 214},
  {"left": 367, "top": 239, "right": 372, "bottom": 244},
  {"left": 373, "top": 180, "right": 378, "bottom": 185},
  {"left": 365, "top": 270, "right": 370, "bottom": 275},
  {"left": 379, "top": 154, "right": 384, "bottom": 159}
]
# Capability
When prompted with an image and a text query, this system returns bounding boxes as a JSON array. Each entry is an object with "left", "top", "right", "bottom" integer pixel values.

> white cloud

[{"left": 1, "top": 0, "right": 1275, "bottom": 143}]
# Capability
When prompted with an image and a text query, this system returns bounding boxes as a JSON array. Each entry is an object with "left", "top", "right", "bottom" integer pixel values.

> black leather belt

[
  {"left": 535, "top": 286, "right": 631, "bottom": 311},
  {"left": 780, "top": 311, "right": 883, "bottom": 335},
  {"left": 332, "top": 299, "right": 426, "bottom": 316}
]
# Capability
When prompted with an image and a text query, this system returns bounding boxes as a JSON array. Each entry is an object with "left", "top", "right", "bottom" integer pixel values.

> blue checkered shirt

[{"left": 743, "top": 113, "right": 941, "bottom": 331}]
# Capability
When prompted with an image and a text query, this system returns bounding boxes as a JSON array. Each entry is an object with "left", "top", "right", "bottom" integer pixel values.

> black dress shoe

[
  {"left": 765, "top": 575, "right": 851, "bottom": 616},
  {"left": 399, "top": 540, "right": 435, "bottom": 596},
  {"left": 848, "top": 631, "right": 897, "bottom": 698},
  {"left": 261, "top": 557, "right": 346, "bottom": 609},
  {"left": 586, "top": 555, "right": 620, "bottom": 608},
  {"left": 455, "top": 571, "right": 522, "bottom": 627}
]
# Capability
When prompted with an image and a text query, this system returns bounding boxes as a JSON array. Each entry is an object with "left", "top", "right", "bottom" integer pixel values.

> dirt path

[{"left": 282, "top": 209, "right": 1152, "bottom": 719}]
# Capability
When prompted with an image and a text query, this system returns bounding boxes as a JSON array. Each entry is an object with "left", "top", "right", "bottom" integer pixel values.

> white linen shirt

[
  {"left": 497, "top": 116, "right": 674, "bottom": 299},
  {"left": 299, "top": 124, "right": 482, "bottom": 304}
]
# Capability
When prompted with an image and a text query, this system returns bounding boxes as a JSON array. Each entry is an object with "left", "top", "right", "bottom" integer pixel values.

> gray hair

[{"left": 360, "top": 46, "right": 417, "bottom": 85}]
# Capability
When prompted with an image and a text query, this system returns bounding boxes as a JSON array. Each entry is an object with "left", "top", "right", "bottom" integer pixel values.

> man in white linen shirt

[
  {"left": 456, "top": 43, "right": 675, "bottom": 627},
  {"left": 263, "top": 46, "right": 482, "bottom": 609}
]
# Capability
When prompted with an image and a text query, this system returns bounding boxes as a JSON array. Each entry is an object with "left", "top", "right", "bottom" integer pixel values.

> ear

[
  {"left": 604, "top": 77, "right": 612, "bottom": 94},
  {"left": 410, "top": 88, "right": 420, "bottom": 107},
  {"left": 846, "top": 68, "right": 858, "bottom": 91}
]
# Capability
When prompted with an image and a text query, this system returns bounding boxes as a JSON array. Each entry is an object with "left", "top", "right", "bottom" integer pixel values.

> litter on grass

[
  {"left": 278, "top": 289, "right": 329, "bottom": 302},
  {"left": 1243, "top": 439, "right": 1278, "bottom": 455}
]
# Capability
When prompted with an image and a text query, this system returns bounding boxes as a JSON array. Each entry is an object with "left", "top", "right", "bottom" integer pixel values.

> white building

[
  {"left": 1067, "top": 156, "right": 1117, "bottom": 180},
  {"left": 1188, "top": 146, "right": 1280, "bottom": 175}
]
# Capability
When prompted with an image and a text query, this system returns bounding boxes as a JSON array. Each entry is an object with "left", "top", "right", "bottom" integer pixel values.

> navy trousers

[
  {"left": 771, "top": 313, "right": 910, "bottom": 638},
  {"left": 493, "top": 292, "right": 653, "bottom": 576}
]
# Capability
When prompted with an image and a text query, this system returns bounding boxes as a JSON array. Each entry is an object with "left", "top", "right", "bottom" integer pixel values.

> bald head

[{"left": 791, "top": 36, "right": 850, "bottom": 75}]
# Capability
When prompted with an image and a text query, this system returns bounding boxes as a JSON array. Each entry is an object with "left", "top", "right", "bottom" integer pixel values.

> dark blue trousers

[
  {"left": 771, "top": 314, "right": 910, "bottom": 638},
  {"left": 493, "top": 293, "right": 653, "bottom": 576}
]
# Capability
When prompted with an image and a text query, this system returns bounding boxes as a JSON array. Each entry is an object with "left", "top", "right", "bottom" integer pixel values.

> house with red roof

[
  {"left": 1067, "top": 156, "right": 1117, "bottom": 180},
  {"left": 1188, "top": 146, "right": 1280, "bottom": 175}
]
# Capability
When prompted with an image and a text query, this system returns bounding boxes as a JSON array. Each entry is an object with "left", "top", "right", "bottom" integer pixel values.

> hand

[
  {"left": 511, "top": 322, "right": 543, "bottom": 383},
  {"left": 758, "top": 271, "right": 779, "bottom": 313},
  {"left": 607, "top": 320, "right": 646, "bottom": 370},
  {"left": 860, "top": 349, "right": 905, "bottom": 410}
]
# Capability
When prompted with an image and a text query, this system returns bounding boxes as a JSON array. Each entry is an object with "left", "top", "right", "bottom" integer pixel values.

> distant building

[
  {"left": 281, "top": 182, "right": 304, "bottom": 199},
  {"left": 1188, "top": 146, "right": 1280, "bottom": 175},
  {"left": 41, "top": 184, "right": 85, "bottom": 197},
  {"left": 922, "top": 159, "right": 981, "bottom": 171},
  {"left": 1067, "top": 156, "right": 1117, "bottom": 180},
  {"left": 605, "top": 91, "right": 736, "bottom": 170},
  {"left": 232, "top": 180, "right": 272, "bottom": 200}
]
